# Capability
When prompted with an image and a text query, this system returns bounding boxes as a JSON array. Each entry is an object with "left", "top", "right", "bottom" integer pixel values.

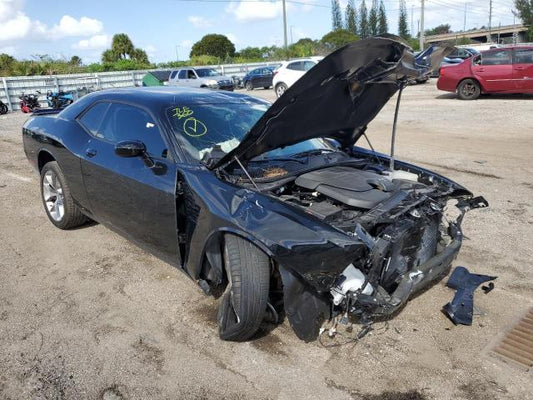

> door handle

[
  {"left": 86, "top": 148, "right": 97, "bottom": 158},
  {"left": 514, "top": 66, "right": 524, "bottom": 70},
  {"left": 477, "top": 68, "right": 485, "bottom": 72}
]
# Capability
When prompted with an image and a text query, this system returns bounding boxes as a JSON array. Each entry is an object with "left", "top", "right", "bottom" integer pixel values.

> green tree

[
  {"left": 359, "top": 0, "right": 369, "bottom": 38},
  {"left": 289, "top": 38, "right": 317, "bottom": 57},
  {"left": 0, "top": 53, "right": 16, "bottom": 75},
  {"left": 345, "top": 0, "right": 358, "bottom": 35},
  {"left": 111, "top": 33, "right": 135, "bottom": 59},
  {"left": 69, "top": 55, "right": 82, "bottom": 66},
  {"left": 369, "top": 0, "right": 378, "bottom": 36},
  {"left": 514, "top": 0, "right": 533, "bottom": 40},
  {"left": 331, "top": 0, "right": 343, "bottom": 30},
  {"left": 378, "top": 0, "right": 388, "bottom": 34},
  {"left": 238, "top": 47, "right": 263, "bottom": 60},
  {"left": 101, "top": 33, "right": 149, "bottom": 65},
  {"left": 190, "top": 34, "right": 236, "bottom": 59},
  {"left": 424, "top": 24, "right": 452, "bottom": 36},
  {"left": 321, "top": 29, "right": 359, "bottom": 51},
  {"left": 398, "top": 0, "right": 409, "bottom": 39},
  {"left": 132, "top": 48, "right": 149, "bottom": 64}
]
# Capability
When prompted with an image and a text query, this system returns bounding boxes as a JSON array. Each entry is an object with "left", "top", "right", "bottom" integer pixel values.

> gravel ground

[{"left": 0, "top": 82, "right": 532, "bottom": 400}]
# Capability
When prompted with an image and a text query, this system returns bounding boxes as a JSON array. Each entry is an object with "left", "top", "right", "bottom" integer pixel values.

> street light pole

[
  {"left": 282, "top": 0, "right": 288, "bottom": 56},
  {"left": 419, "top": 0, "right": 425, "bottom": 50}
]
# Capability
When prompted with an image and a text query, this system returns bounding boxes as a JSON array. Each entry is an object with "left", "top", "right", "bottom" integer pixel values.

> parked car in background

[
  {"left": 242, "top": 66, "right": 276, "bottom": 90},
  {"left": 447, "top": 47, "right": 479, "bottom": 60},
  {"left": 168, "top": 68, "right": 234, "bottom": 91},
  {"left": 437, "top": 46, "right": 533, "bottom": 99},
  {"left": 273, "top": 57, "right": 323, "bottom": 97}
]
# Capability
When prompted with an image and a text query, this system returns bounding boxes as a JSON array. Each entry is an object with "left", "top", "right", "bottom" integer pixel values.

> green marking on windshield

[{"left": 173, "top": 106, "right": 194, "bottom": 119}]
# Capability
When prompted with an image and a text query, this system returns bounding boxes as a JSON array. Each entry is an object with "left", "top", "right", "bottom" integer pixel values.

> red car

[{"left": 437, "top": 46, "right": 533, "bottom": 99}]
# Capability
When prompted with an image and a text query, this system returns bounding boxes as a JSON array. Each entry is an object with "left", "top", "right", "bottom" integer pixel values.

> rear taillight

[{"left": 439, "top": 67, "right": 444, "bottom": 76}]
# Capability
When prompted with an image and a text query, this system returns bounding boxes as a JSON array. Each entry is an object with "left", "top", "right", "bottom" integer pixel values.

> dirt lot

[{"left": 1, "top": 82, "right": 532, "bottom": 400}]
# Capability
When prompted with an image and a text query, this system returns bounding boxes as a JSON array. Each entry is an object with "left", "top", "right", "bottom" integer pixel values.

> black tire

[
  {"left": 0, "top": 103, "right": 7, "bottom": 114},
  {"left": 457, "top": 79, "right": 481, "bottom": 100},
  {"left": 217, "top": 235, "right": 270, "bottom": 341},
  {"left": 40, "top": 161, "right": 87, "bottom": 229},
  {"left": 275, "top": 83, "right": 288, "bottom": 98},
  {"left": 245, "top": 81, "right": 253, "bottom": 91}
]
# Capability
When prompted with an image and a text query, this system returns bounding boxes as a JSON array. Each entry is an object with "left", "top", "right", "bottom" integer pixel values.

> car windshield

[
  {"left": 165, "top": 102, "right": 332, "bottom": 162},
  {"left": 195, "top": 68, "right": 220, "bottom": 77}
]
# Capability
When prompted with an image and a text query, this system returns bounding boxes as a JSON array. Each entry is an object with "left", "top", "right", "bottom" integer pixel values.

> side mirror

[{"left": 115, "top": 140, "right": 146, "bottom": 157}]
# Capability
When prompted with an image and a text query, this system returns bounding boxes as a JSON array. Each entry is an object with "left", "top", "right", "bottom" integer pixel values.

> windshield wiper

[{"left": 249, "top": 157, "right": 306, "bottom": 164}]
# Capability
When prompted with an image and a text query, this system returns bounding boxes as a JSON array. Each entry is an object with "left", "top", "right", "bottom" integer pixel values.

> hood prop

[
  {"left": 389, "top": 82, "right": 406, "bottom": 171},
  {"left": 233, "top": 155, "right": 260, "bottom": 191}
]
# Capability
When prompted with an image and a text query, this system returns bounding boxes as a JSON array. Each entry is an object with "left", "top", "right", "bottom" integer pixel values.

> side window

[
  {"left": 98, "top": 103, "right": 168, "bottom": 158},
  {"left": 78, "top": 102, "right": 111, "bottom": 138},
  {"left": 515, "top": 49, "right": 533, "bottom": 64},
  {"left": 187, "top": 70, "right": 197, "bottom": 79},
  {"left": 287, "top": 61, "right": 303, "bottom": 71},
  {"left": 170, "top": 71, "right": 178, "bottom": 80},
  {"left": 178, "top": 70, "right": 186, "bottom": 79},
  {"left": 303, "top": 61, "right": 316, "bottom": 71},
  {"left": 482, "top": 50, "right": 512, "bottom": 66}
]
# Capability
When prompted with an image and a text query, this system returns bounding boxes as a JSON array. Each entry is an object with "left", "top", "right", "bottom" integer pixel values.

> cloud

[
  {"left": 226, "top": 0, "right": 283, "bottom": 22},
  {"left": 72, "top": 34, "right": 110, "bottom": 50},
  {"left": 188, "top": 15, "right": 213, "bottom": 28},
  {"left": 0, "top": 0, "right": 105, "bottom": 46},
  {"left": 50, "top": 15, "right": 103, "bottom": 38}
]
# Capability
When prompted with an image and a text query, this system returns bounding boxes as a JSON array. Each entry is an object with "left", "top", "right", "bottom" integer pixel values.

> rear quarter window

[
  {"left": 78, "top": 102, "right": 110, "bottom": 137},
  {"left": 514, "top": 49, "right": 533, "bottom": 64}
]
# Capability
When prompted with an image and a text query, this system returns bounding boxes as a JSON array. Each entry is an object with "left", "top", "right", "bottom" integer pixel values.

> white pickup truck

[{"left": 167, "top": 67, "right": 235, "bottom": 91}]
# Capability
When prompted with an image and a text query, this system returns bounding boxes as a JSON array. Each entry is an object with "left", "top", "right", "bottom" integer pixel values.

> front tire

[
  {"left": 217, "top": 235, "right": 270, "bottom": 341},
  {"left": 457, "top": 79, "right": 481, "bottom": 100},
  {"left": 245, "top": 81, "right": 253, "bottom": 91},
  {"left": 40, "top": 161, "right": 87, "bottom": 229},
  {"left": 275, "top": 83, "right": 288, "bottom": 98}
]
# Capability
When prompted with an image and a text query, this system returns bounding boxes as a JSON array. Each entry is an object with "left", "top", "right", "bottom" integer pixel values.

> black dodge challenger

[{"left": 23, "top": 37, "right": 488, "bottom": 342}]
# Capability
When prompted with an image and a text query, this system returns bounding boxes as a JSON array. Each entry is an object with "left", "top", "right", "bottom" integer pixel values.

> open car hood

[{"left": 211, "top": 36, "right": 452, "bottom": 169}]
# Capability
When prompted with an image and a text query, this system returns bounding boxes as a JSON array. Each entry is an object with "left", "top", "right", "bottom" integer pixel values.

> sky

[{"left": 0, "top": 0, "right": 519, "bottom": 64}]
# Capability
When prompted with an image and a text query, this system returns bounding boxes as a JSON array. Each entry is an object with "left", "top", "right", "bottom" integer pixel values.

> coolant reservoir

[
  {"left": 383, "top": 170, "right": 419, "bottom": 182},
  {"left": 331, "top": 264, "right": 373, "bottom": 305}
]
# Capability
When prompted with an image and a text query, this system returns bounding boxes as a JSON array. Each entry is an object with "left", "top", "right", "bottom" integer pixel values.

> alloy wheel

[{"left": 42, "top": 170, "right": 65, "bottom": 221}]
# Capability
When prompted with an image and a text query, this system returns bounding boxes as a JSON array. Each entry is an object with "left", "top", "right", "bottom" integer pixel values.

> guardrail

[{"left": 0, "top": 61, "right": 281, "bottom": 111}]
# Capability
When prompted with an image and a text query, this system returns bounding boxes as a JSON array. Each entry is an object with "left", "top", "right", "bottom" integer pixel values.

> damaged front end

[{"left": 264, "top": 158, "right": 488, "bottom": 341}]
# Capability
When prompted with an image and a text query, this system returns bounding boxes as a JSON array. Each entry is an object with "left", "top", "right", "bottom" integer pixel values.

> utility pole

[
  {"left": 411, "top": 5, "right": 414, "bottom": 37},
  {"left": 419, "top": 0, "right": 425, "bottom": 50},
  {"left": 463, "top": 3, "right": 467, "bottom": 33},
  {"left": 488, "top": 0, "right": 493, "bottom": 43},
  {"left": 282, "top": 0, "right": 288, "bottom": 55}
]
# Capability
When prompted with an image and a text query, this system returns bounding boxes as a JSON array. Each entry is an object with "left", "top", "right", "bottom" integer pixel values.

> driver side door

[{"left": 78, "top": 101, "right": 180, "bottom": 264}]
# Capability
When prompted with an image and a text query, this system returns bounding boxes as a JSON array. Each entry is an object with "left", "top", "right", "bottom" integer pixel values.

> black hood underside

[{"left": 212, "top": 36, "right": 452, "bottom": 169}]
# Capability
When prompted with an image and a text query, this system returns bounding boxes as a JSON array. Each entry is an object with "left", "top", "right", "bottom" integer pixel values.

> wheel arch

[
  {"left": 197, "top": 227, "right": 275, "bottom": 288},
  {"left": 37, "top": 149, "right": 56, "bottom": 172}
]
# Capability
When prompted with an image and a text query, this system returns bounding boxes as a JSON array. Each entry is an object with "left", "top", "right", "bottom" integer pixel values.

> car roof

[{"left": 60, "top": 86, "right": 269, "bottom": 119}]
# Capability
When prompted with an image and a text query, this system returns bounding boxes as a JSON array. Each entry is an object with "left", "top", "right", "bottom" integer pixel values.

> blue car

[{"left": 242, "top": 66, "right": 276, "bottom": 90}]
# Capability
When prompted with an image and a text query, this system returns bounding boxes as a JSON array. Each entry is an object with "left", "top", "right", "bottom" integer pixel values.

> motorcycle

[
  {"left": 39, "top": 90, "right": 75, "bottom": 109},
  {"left": 19, "top": 92, "right": 41, "bottom": 113},
  {"left": 0, "top": 99, "right": 8, "bottom": 115}
]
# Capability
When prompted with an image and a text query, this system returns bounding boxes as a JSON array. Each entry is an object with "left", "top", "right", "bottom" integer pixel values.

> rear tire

[
  {"left": 275, "top": 83, "right": 288, "bottom": 98},
  {"left": 40, "top": 161, "right": 88, "bottom": 230},
  {"left": 217, "top": 235, "right": 270, "bottom": 341},
  {"left": 457, "top": 79, "right": 481, "bottom": 100},
  {"left": 0, "top": 103, "right": 7, "bottom": 114}
]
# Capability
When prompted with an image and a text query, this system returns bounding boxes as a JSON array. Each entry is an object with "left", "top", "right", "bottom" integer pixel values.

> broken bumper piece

[
  {"left": 347, "top": 237, "right": 463, "bottom": 318},
  {"left": 443, "top": 266, "right": 497, "bottom": 325}
]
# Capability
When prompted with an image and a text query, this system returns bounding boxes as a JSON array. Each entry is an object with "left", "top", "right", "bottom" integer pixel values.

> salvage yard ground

[{"left": 0, "top": 83, "right": 532, "bottom": 399}]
